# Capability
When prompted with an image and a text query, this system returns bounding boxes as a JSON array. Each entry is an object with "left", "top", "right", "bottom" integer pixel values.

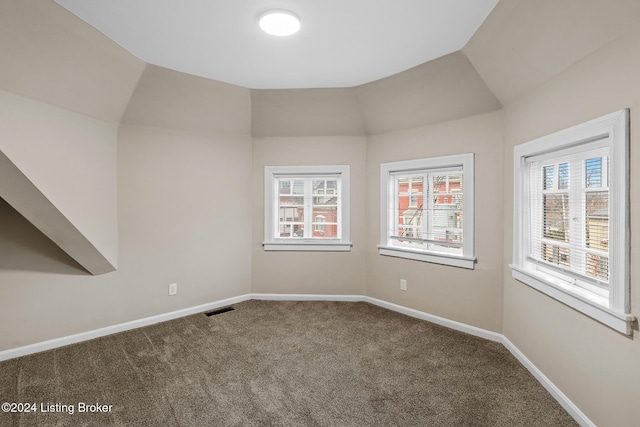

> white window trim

[
  {"left": 511, "top": 109, "right": 634, "bottom": 335},
  {"left": 264, "top": 165, "right": 351, "bottom": 252},
  {"left": 379, "top": 154, "right": 476, "bottom": 269}
]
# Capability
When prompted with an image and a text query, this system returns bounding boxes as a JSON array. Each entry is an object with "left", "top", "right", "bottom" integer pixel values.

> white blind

[{"left": 527, "top": 142, "right": 610, "bottom": 286}]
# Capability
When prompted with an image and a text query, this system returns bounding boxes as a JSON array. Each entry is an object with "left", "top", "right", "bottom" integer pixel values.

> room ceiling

[{"left": 52, "top": 0, "right": 498, "bottom": 90}]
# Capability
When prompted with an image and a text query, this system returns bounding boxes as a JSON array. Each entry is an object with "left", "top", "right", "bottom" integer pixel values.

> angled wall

[
  {"left": 0, "top": 0, "right": 146, "bottom": 273},
  {"left": 250, "top": 88, "right": 367, "bottom": 296},
  {"left": 359, "top": 52, "right": 505, "bottom": 332},
  {"left": 0, "top": 3, "right": 253, "bottom": 351},
  {"left": 464, "top": 1, "right": 640, "bottom": 425},
  {"left": 0, "top": 96, "right": 119, "bottom": 274},
  {"left": 251, "top": 88, "right": 365, "bottom": 137},
  {"left": 364, "top": 111, "right": 505, "bottom": 333}
]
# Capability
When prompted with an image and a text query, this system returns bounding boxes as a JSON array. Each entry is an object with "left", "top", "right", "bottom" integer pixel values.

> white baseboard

[
  {"left": 501, "top": 337, "right": 595, "bottom": 427},
  {"left": 364, "top": 296, "right": 503, "bottom": 343},
  {"left": 0, "top": 294, "right": 251, "bottom": 362},
  {"left": 251, "top": 293, "right": 364, "bottom": 302},
  {"left": 0, "top": 292, "right": 594, "bottom": 427}
]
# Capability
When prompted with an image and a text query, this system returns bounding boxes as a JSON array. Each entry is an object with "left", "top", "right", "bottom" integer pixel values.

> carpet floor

[{"left": 0, "top": 300, "right": 577, "bottom": 426}]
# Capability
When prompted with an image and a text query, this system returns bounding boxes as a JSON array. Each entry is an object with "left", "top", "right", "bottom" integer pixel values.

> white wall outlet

[
  {"left": 168, "top": 283, "right": 178, "bottom": 296},
  {"left": 400, "top": 279, "right": 407, "bottom": 291}
]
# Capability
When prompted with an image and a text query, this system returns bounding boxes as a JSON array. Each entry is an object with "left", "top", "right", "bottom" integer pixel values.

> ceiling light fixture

[{"left": 259, "top": 10, "right": 301, "bottom": 36}]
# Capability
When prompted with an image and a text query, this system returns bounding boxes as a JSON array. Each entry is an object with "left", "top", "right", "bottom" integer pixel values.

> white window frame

[
  {"left": 264, "top": 165, "right": 351, "bottom": 251},
  {"left": 511, "top": 109, "right": 634, "bottom": 335},
  {"left": 379, "top": 153, "right": 476, "bottom": 269}
]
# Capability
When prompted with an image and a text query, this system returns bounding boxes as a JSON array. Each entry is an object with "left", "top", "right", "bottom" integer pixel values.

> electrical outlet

[
  {"left": 400, "top": 279, "right": 407, "bottom": 291},
  {"left": 168, "top": 283, "right": 178, "bottom": 296}
]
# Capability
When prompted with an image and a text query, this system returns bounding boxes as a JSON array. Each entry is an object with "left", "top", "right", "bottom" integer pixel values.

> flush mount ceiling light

[{"left": 259, "top": 10, "right": 301, "bottom": 36}]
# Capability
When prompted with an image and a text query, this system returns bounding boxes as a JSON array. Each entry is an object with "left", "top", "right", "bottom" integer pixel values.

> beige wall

[
  {"left": 0, "top": 0, "right": 145, "bottom": 273},
  {"left": 0, "top": 90, "right": 119, "bottom": 273},
  {"left": 251, "top": 88, "right": 365, "bottom": 137},
  {"left": 0, "top": 123, "right": 252, "bottom": 351},
  {"left": 117, "top": 124, "right": 253, "bottom": 313},
  {"left": 365, "top": 111, "right": 505, "bottom": 332},
  {"left": 497, "top": 26, "right": 640, "bottom": 427},
  {"left": 0, "top": 2, "right": 254, "bottom": 350},
  {"left": 252, "top": 136, "right": 367, "bottom": 295}
]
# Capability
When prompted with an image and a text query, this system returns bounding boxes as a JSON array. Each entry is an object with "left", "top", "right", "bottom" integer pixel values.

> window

[
  {"left": 512, "top": 109, "right": 633, "bottom": 334},
  {"left": 314, "top": 215, "right": 326, "bottom": 233},
  {"left": 264, "top": 165, "right": 351, "bottom": 251},
  {"left": 379, "top": 154, "right": 475, "bottom": 269}
]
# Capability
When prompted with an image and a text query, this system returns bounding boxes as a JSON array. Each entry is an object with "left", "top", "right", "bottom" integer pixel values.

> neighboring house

[
  {"left": 278, "top": 180, "right": 339, "bottom": 238},
  {"left": 396, "top": 176, "right": 463, "bottom": 245}
]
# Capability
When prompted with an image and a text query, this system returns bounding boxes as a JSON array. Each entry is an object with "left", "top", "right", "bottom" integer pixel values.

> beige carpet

[{"left": 0, "top": 300, "right": 577, "bottom": 426}]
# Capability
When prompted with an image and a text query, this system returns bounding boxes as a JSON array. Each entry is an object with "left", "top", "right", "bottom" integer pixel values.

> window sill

[
  {"left": 378, "top": 246, "right": 476, "bottom": 269},
  {"left": 510, "top": 264, "right": 635, "bottom": 335},
  {"left": 263, "top": 241, "right": 352, "bottom": 252}
]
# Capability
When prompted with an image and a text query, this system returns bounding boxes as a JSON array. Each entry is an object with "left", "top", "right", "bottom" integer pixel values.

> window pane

[
  {"left": 291, "top": 224, "right": 304, "bottom": 237},
  {"left": 399, "top": 226, "right": 422, "bottom": 240},
  {"left": 313, "top": 206, "right": 337, "bottom": 224},
  {"left": 292, "top": 180, "right": 305, "bottom": 194},
  {"left": 586, "top": 253, "right": 609, "bottom": 282},
  {"left": 429, "top": 228, "right": 462, "bottom": 245},
  {"left": 585, "top": 157, "right": 602, "bottom": 188},
  {"left": 279, "top": 180, "right": 291, "bottom": 195},
  {"left": 402, "top": 209, "right": 422, "bottom": 228},
  {"left": 313, "top": 195, "right": 337, "bottom": 206},
  {"left": 542, "top": 243, "right": 570, "bottom": 268},
  {"left": 389, "top": 167, "right": 466, "bottom": 255},
  {"left": 586, "top": 192, "right": 608, "bottom": 250},
  {"left": 543, "top": 165, "right": 554, "bottom": 190},
  {"left": 432, "top": 175, "right": 447, "bottom": 194},
  {"left": 279, "top": 223, "right": 304, "bottom": 238},
  {"left": 279, "top": 196, "right": 304, "bottom": 221},
  {"left": 313, "top": 179, "right": 338, "bottom": 196},
  {"left": 410, "top": 177, "right": 423, "bottom": 206},
  {"left": 397, "top": 195, "right": 411, "bottom": 219},
  {"left": 279, "top": 206, "right": 300, "bottom": 222},
  {"left": 449, "top": 174, "right": 463, "bottom": 193},
  {"left": 433, "top": 205, "right": 459, "bottom": 229},
  {"left": 279, "top": 195, "right": 304, "bottom": 207},
  {"left": 322, "top": 224, "right": 338, "bottom": 237},
  {"left": 558, "top": 163, "right": 569, "bottom": 189},
  {"left": 543, "top": 194, "right": 569, "bottom": 242}
]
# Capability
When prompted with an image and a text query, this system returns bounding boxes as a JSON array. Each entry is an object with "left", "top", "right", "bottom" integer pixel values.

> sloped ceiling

[
  {"left": 0, "top": 0, "right": 145, "bottom": 122},
  {"left": 356, "top": 52, "right": 501, "bottom": 135},
  {"left": 463, "top": 0, "right": 640, "bottom": 105},
  {"left": 122, "top": 65, "right": 252, "bottom": 137}
]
